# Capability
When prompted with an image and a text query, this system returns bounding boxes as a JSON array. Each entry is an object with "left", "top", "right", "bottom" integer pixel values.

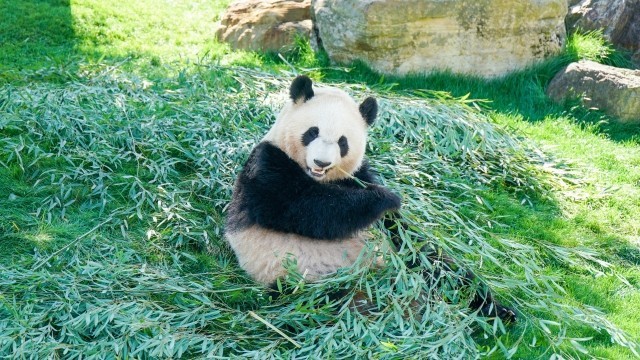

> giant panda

[{"left": 225, "top": 75, "right": 516, "bottom": 322}]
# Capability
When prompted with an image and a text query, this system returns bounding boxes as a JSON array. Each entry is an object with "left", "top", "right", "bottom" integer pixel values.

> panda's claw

[{"left": 481, "top": 302, "right": 517, "bottom": 324}]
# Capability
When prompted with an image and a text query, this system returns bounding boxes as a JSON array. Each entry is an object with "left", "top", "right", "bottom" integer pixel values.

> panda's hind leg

[
  {"left": 384, "top": 216, "right": 517, "bottom": 324},
  {"left": 424, "top": 249, "right": 517, "bottom": 323}
]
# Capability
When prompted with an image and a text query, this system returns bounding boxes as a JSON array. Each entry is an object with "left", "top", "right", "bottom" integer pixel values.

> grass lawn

[{"left": 1, "top": 0, "right": 639, "bottom": 358}]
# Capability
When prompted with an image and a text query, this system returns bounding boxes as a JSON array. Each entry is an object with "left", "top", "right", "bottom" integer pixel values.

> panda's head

[{"left": 264, "top": 75, "right": 378, "bottom": 183}]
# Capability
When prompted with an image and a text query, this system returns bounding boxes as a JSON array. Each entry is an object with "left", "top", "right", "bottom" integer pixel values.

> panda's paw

[
  {"left": 368, "top": 185, "right": 402, "bottom": 211},
  {"left": 496, "top": 304, "right": 517, "bottom": 324},
  {"left": 386, "top": 192, "right": 402, "bottom": 211},
  {"left": 480, "top": 302, "right": 517, "bottom": 324}
]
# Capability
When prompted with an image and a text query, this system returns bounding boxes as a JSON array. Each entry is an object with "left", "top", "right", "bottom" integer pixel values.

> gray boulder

[
  {"left": 547, "top": 60, "right": 640, "bottom": 122},
  {"left": 566, "top": 0, "right": 640, "bottom": 60},
  {"left": 312, "top": 0, "right": 567, "bottom": 78}
]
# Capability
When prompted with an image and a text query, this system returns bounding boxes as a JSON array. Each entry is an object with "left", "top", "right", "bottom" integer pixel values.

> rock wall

[{"left": 312, "top": 0, "right": 567, "bottom": 78}]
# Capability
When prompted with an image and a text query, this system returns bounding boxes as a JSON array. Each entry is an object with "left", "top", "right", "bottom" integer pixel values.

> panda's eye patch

[
  {"left": 302, "top": 126, "right": 319, "bottom": 146},
  {"left": 338, "top": 136, "right": 349, "bottom": 157}
]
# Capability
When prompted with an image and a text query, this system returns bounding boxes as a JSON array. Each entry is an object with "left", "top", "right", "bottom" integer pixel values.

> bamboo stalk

[{"left": 248, "top": 311, "right": 301, "bottom": 348}]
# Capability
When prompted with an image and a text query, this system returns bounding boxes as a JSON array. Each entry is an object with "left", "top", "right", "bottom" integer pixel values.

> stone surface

[
  {"left": 566, "top": 0, "right": 640, "bottom": 57},
  {"left": 216, "top": 0, "right": 312, "bottom": 52},
  {"left": 312, "top": 0, "right": 567, "bottom": 78},
  {"left": 546, "top": 60, "right": 640, "bottom": 121}
]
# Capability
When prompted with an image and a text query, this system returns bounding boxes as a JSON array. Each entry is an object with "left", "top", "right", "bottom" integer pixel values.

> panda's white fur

[
  {"left": 227, "top": 226, "right": 373, "bottom": 285},
  {"left": 263, "top": 86, "right": 367, "bottom": 183}
]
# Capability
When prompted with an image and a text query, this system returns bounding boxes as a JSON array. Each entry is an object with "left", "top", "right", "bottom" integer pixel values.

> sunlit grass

[
  {"left": 70, "top": 0, "right": 230, "bottom": 61},
  {"left": 0, "top": 0, "right": 233, "bottom": 82}
]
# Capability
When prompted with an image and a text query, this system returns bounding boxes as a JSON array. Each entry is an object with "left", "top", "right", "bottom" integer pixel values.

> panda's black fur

[
  {"left": 225, "top": 75, "right": 516, "bottom": 323},
  {"left": 225, "top": 143, "right": 400, "bottom": 240},
  {"left": 289, "top": 75, "right": 314, "bottom": 103}
]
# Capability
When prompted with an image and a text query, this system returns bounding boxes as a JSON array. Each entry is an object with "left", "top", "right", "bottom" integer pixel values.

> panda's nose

[{"left": 314, "top": 159, "right": 332, "bottom": 168}]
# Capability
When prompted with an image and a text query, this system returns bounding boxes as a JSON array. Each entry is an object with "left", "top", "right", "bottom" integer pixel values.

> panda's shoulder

[
  {"left": 250, "top": 142, "right": 285, "bottom": 165},
  {"left": 251, "top": 142, "right": 295, "bottom": 167},
  {"left": 244, "top": 142, "right": 305, "bottom": 180},
  {"left": 353, "top": 160, "right": 378, "bottom": 183}
]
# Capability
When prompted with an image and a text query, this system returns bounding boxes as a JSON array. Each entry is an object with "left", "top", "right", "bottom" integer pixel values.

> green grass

[
  {"left": 0, "top": 0, "right": 233, "bottom": 82},
  {"left": 1, "top": 0, "right": 639, "bottom": 358},
  {"left": 0, "top": 0, "right": 76, "bottom": 71},
  {"left": 487, "top": 114, "right": 640, "bottom": 358}
]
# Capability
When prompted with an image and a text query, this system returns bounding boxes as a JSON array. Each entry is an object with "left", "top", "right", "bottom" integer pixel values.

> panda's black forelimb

[
  {"left": 226, "top": 142, "right": 401, "bottom": 240},
  {"left": 383, "top": 215, "right": 517, "bottom": 323}
]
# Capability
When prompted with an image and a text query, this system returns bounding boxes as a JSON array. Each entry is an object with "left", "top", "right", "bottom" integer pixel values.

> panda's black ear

[
  {"left": 289, "top": 75, "right": 314, "bottom": 104},
  {"left": 359, "top": 97, "right": 378, "bottom": 126}
]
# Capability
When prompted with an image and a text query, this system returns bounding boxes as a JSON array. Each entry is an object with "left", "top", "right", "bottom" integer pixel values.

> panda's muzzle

[
  {"left": 308, "top": 159, "right": 332, "bottom": 178},
  {"left": 308, "top": 166, "right": 330, "bottom": 178},
  {"left": 314, "top": 159, "right": 332, "bottom": 168}
]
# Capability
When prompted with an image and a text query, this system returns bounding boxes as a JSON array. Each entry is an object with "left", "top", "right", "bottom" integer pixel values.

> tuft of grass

[{"left": 565, "top": 30, "right": 636, "bottom": 69}]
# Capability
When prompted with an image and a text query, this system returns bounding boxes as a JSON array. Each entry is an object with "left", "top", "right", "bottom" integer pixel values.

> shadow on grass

[
  {"left": 0, "top": 0, "right": 79, "bottom": 83},
  {"left": 479, "top": 188, "right": 639, "bottom": 356}
]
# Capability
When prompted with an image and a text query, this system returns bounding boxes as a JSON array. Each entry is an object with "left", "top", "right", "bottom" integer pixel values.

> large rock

[
  {"left": 312, "top": 0, "right": 567, "bottom": 78},
  {"left": 546, "top": 60, "right": 640, "bottom": 122},
  {"left": 566, "top": 0, "right": 640, "bottom": 57},
  {"left": 216, "top": 0, "right": 312, "bottom": 52}
]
